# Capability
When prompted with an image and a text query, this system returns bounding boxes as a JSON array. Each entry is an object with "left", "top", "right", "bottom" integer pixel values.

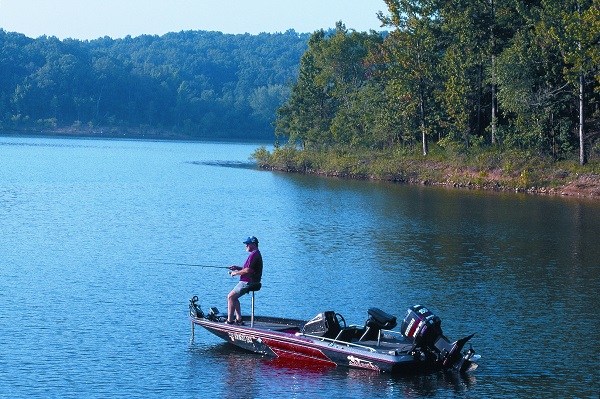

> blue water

[{"left": 0, "top": 135, "right": 598, "bottom": 398}]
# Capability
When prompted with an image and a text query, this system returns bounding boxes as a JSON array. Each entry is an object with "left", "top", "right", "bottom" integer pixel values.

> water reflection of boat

[{"left": 189, "top": 295, "right": 480, "bottom": 375}]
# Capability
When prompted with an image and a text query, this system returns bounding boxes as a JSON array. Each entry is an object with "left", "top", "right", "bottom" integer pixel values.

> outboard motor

[
  {"left": 302, "top": 311, "right": 341, "bottom": 339},
  {"left": 402, "top": 305, "right": 476, "bottom": 370},
  {"left": 401, "top": 305, "right": 442, "bottom": 346}
]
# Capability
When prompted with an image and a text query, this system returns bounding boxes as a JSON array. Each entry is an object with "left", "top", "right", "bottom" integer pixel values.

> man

[{"left": 227, "top": 236, "right": 262, "bottom": 325}]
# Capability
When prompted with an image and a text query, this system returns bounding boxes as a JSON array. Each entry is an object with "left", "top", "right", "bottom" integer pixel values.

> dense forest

[
  {"left": 264, "top": 0, "right": 599, "bottom": 172},
  {"left": 0, "top": 29, "right": 309, "bottom": 139}
]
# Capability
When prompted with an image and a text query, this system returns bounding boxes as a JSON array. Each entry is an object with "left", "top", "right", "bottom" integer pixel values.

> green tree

[
  {"left": 377, "top": 0, "right": 444, "bottom": 156},
  {"left": 521, "top": 0, "right": 600, "bottom": 164},
  {"left": 324, "top": 25, "right": 383, "bottom": 147},
  {"left": 557, "top": 0, "right": 600, "bottom": 165},
  {"left": 248, "top": 84, "right": 290, "bottom": 127},
  {"left": 437, "top": 0, "right": 519, "bottom": 149},
  {"left": 275, "top": 30, "right": 333, "bottom": 148},
  {"left": 496, "top": 29, "right": 573, "bottom": 156},
  {"left": 275, "top": 24, "right": 382, "bottom": 149}
]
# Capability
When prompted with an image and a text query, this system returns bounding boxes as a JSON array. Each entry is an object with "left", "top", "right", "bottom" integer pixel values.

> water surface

[{"left": 0, "top": 135, "right": 598, "bottom": 398}]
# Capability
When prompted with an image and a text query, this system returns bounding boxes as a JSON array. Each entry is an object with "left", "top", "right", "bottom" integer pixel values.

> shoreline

[
  {"left": 258, "top": 162, "right": 600, "bottom": 201},
  {"left": 1, "top": 127, "right": 218, "bottom": 141},
  {"left": 0, "top": 127, "right": 273, "bottom": 144},
  {"left": 296, "top": 169, "right": 600, "bottom": 200},
  {"left": 4, "top": 128, "right": 599, "bottom": 200}
]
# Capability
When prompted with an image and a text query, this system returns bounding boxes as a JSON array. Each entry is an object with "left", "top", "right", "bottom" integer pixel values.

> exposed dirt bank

[{"left": 437, "top": 167, "right": 600, "bottom": 199}]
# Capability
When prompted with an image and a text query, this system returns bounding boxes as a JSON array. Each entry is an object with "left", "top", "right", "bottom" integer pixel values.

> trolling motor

[{"left": 189, "top": 295, "right": 204, "bottom": 318}]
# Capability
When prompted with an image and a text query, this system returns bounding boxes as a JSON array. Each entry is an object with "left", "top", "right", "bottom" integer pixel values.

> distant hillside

[{"left": 0, "top": 29, "right": 310, "bottom": 139}]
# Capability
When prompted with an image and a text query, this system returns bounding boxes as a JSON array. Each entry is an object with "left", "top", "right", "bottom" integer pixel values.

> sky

[{"left": 0, "top": 0, "right": 388, "bottom": 41}]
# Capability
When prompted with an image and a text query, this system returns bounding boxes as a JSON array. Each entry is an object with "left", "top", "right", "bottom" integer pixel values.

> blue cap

[{"left": 243, "top": 236, "right": 259, "bottom": 245}]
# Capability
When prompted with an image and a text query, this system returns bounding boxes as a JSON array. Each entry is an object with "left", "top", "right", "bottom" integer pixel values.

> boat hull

[
  {"left": 188, "top": 297, "right": 478, "bottom": 375},
  {"left": 191, "top": 316, "right": 452, "bottom": 374}
]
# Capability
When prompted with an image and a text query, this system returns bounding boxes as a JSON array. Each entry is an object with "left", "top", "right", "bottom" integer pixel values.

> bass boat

[{"left": 188, "top": 295, "right": 480, "bottom": 374}]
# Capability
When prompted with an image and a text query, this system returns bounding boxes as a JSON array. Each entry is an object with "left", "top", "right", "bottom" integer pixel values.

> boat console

[
  {"left": 301, "top": 311, "right": 343, "bottom": 339},
  {"left": 301, "top": 308, "right": 400, "bottom": 342}
]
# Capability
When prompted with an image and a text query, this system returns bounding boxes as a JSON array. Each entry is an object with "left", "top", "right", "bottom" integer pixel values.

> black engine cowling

[{"left": 401, "top": 305, "right": 442, "bottom": 346}]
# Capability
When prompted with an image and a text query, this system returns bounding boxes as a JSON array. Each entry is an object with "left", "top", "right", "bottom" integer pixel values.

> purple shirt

[{"left": 240, "top": 250, "right": 263, "bottom": 283}]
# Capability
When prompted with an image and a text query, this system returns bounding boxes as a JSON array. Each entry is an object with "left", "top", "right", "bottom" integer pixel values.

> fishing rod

[{"left": 143, "top": 261, "right": 230, "bottom": 269}]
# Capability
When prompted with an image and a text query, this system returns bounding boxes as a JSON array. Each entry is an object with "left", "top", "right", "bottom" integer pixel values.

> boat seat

[
  {"left": 359, "top": 308, "right": 397, "bottom": 342},
  {"left": 245, "top": 282, "right": 262, "bottom": 292}
]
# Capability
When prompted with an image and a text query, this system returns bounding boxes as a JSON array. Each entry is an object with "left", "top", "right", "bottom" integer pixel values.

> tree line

[
  {"left": 2, "top": 0, "right": 598, "bottom": 166},
  {"left": 274, "top": 0, "right": 599, "bottom": 165},
  {"left": 0, "top": 29, "right": 309, "bottom": 139}
]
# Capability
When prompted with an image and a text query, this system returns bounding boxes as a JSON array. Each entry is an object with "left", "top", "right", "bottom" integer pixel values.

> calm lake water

[{"left": 0, "top": 135, "right": 598, "bottom": 398}]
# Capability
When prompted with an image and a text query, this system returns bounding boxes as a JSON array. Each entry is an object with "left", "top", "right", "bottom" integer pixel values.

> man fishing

[{"left": 226, "top": 236, "right": 263, "bottom": 325}]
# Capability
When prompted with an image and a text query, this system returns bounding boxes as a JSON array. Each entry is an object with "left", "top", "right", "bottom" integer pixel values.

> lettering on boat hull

[
  {"left": 347, "top": 355, "right": 380, "bottom": 371},
  {"left": 228, "top": 332, "right": 255, "bottom": 344}
]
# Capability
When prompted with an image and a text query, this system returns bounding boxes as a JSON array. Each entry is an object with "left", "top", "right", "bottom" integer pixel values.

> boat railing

[{"left": 298, "top": 333, "right": 377, "bottom": 352}]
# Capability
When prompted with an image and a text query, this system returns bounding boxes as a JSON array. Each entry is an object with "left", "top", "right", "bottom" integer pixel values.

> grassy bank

[{"left": 252, "top": 145, "right": 600, "bottom": 199}]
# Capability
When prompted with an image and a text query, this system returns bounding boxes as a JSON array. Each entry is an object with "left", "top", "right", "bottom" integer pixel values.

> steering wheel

[{"left": 335, "top": 313, "right": 347, "bottom": 328}]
